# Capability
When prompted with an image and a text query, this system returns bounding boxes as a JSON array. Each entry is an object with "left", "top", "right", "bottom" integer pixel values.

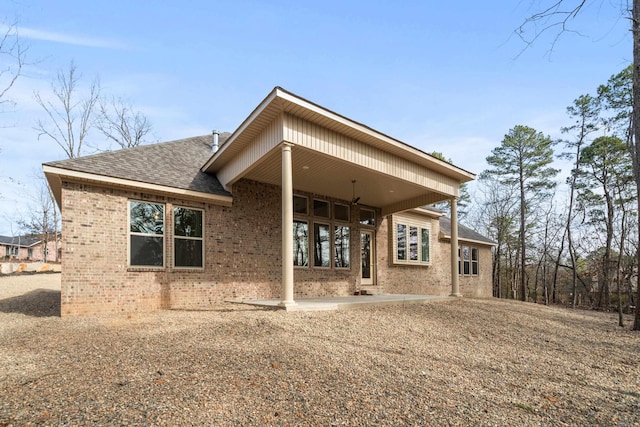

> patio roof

[{"left": 203, "top": 87, "right": 476, "bottom": 215}]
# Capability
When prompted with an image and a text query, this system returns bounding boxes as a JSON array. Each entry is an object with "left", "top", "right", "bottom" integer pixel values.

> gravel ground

[{"left": 0, "top": 274, "right": 639, "bottom": 426}]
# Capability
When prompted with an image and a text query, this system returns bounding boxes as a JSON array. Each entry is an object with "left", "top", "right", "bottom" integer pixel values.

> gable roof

[
  {"left": 43, "top": 135, "right": 232, "bottom": 207},
  {"left": 439, "top": 217, "right": 496, "bottom": 246},
  {"left": 0, "top": 235, "right": 41, "bottom": 248}
]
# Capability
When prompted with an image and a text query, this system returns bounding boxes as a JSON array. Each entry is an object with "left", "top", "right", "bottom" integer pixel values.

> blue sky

[{"left": 0, "top": 0, "right": 632, "bottom": 235}]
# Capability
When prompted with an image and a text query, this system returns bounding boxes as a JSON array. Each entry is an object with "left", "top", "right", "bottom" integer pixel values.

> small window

[
  {"left": 129, "top": 201, "right": 164, "bottom": 267},
  {"left": 313, "top": 223, "right": 330, "bottom": 267},
  {"left": 334, "top": 203, "right": 350, "bottom": 222},
  {"left": 463, "top": 246, "right": 470, "bottom": 275},
  {"left": 334, "top": 225, "right": 350, "bottom": 268},
  {"left": 293, "top": 220, "right": 309, "bottom": 267},
  {"left": 421, "top": 228, "right": 430, "bottom": 262},
  {"left": 293, "top": 195, "right": 308, "bottom": 215},
  {"left": 397, "top": 223, "right": 407, "bottom": 261},
  {"left": 313, "top": 199, "right": 330, "bottom": 218},
  {"left": 409, "top": 226, "right": 418, "bottom": 261},
  {"left": 174, "top": 207, "right": 204, "bottom": 268},
  {"left": 471, "top": 248, "right": 479, "bottom": 275},
  {"left": 360, "top": 209, "right": 375, "bottom": 226}
]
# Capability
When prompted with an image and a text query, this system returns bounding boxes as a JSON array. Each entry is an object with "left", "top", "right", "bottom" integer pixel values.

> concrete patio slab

[{"left": 232, "top": 294, "right": 454, "bottom": 312}]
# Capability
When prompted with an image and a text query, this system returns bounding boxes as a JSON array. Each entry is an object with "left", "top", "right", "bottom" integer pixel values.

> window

[
  {"left": 129, "top": 201, "right": 164, "bottom": 267},
  {"left": 458, "top": 245, "right": 479, "bottom": 276},
  {"left": 174, "top": 207, "right": 204, "bottom": 268},
  {"left": 397, "top": 224, "right": 407, "bottom": 261},
  {"left": 334, "top": 203, "right": 350, "bottom": 222},
  {"left": 314, "top": 223, "right": 330, "bottom": 267},
  {"left": 293, "top": 195, "right": 351, "bottom": 270},
  {"left": 462, "top": 246, "right": 470, "bottom": 275},
  {"left": 393, "top": 216, "right": 431, "bottom": 265},
  {"left": 294, "top": 195, "right": 308, "bottom": 215},
  {"left": 313, "top": 199, "right": 330, "bottom": 218},
  {"left": 293, "top": 220, "right": 309, "bottom": 267},
  {"left": 421, "top": 228, "right": 430, "bottom": 262},
  {"left": 409, "top": 226, "right": 418, "bottom": 261},
  {"left": 334, "top": 225, "right": 350, "bottom": 268},
  {"left": 359, "top": 209, "right": 375, "bottom": 226},
  {"left": 471, "top": 247, "right": 479, "bottom": 275}
]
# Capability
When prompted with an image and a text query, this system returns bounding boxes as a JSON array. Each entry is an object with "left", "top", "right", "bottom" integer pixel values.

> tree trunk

[
  {"left": 520, "top": 171, "right": 527, "bottom": 302},
  {"left": 633, "top": 0, "right": 640, "bottom": 330}
]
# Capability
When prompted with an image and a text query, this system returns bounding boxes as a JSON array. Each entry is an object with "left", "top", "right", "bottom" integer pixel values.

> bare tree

[
  {"left": 34, "top": 61, "right": 100, "bottom": 159},
  {"left": 0, "top": 19, "right": 26, "bottom": 114},
  {"left": 96, "top": 96, "right": 153, "bottom": 149},
  {"left": 518, "top": 0, "right": 640, "bottom": 330},
  {"left": 18, "top": 176, "right": 59, "bottom": 263}
]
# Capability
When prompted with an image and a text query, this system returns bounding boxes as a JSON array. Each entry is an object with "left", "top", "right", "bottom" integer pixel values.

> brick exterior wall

[
  {"left": 60, "top": 179, "right": 492, "bottom": 316},
  {"left": 60, "top": 179, "right": 363, "bottom": 315},
  {"left": 377, "top": 214, "right": 493, "bottom": 299}
]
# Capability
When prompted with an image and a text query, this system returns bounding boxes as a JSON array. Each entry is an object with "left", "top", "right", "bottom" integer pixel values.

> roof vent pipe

[{"left": 212, "top": 130, "right": 219, "bottom": 153}]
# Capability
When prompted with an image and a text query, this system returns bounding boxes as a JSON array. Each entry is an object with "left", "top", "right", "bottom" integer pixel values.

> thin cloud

[{"left": 1, "top": 25, "right": 130, "bottom": 50}]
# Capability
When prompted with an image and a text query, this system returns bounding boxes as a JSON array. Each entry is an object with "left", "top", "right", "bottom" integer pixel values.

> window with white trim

[
  {"left": 393, "top": 215, "right": 431, "bottom": 265},
  {"left": 174, "top": 206, "right": 204, "bottom": 268},
  {"left": 129, "top": 201, "right": 164, "bottom": 267},
  {"left": 458, "top": 245, "right": 479, "bottom": 276}
]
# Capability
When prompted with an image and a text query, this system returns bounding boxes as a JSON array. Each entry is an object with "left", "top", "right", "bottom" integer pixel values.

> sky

[{"left": 0, "top": 0, "right": 633, "bottom": 235}]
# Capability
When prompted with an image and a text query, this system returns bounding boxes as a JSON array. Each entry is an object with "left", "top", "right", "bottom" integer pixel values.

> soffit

[{"left": 243, "top": 145, "right": 452, "bottom": 209}]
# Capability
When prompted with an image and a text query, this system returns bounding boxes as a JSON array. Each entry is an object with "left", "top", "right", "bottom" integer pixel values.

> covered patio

[{"left": 203, "top": 87, "right": 476, "bottom": 307}]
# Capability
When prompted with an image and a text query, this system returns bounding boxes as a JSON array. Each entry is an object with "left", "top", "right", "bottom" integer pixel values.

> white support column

[
  {"left": 450, "top": 197, "right": 462, "bottom": 297},
  {"left": 280, "top": 143, "right": 296, "bottom": 308}
]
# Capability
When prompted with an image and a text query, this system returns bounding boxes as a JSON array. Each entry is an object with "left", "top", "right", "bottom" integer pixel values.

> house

[
  {"left": 43, "top": 87, "right": 495, "bottom": 316},
  {"left": 0, "top": 235, "right": 59, "bottom": 262}
]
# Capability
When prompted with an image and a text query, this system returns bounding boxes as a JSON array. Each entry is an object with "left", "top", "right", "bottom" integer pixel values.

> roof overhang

[
  {"left": 201, "top": 87, "right": 476, "bottom": 216},
  {"left": 439, "top": 231, "right": 497, "bottom": 247},
  {"left": 43, "top": 165, "right": 234, "bottom": 209}
]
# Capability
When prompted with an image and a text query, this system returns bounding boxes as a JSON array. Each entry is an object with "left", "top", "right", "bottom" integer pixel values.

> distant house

[
  {"left": 0, "top": 235, "right": 58, "bottom": 262},
  {"left": 43, "top": 87, "right": 495, "bottom": 316}
]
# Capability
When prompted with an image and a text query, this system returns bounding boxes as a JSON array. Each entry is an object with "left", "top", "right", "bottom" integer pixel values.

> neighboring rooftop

[{"left": 0, "top": 235, "right": 42, "bottom": 247}]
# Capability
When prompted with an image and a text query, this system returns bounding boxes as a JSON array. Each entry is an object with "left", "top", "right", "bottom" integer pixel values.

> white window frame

[
  {"left": 458, "top": 245, "right": 479, "bottom": 276},
  {"left": 392, "top": 214, "right": 431, "bottom": 266}
]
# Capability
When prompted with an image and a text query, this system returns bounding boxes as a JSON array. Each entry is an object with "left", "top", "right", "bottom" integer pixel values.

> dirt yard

[{"left": 0, "top": 273, "right": 638, "bottom": 426}]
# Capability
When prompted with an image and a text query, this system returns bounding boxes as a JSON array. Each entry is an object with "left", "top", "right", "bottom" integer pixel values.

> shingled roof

[
  {"left": 0, "top": 235, "right": 41, "bottom": 247},
  {"left": 439, "top": 217, "right": 496, "bottom": 246},
  {"left": 43, "top": 135, "right": 231, "bottom": 197}
]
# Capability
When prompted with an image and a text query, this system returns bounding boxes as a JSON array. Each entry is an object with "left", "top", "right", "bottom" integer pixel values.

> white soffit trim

[{"left": 42, "top": 165, "right": 233, "bottom": 206}]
